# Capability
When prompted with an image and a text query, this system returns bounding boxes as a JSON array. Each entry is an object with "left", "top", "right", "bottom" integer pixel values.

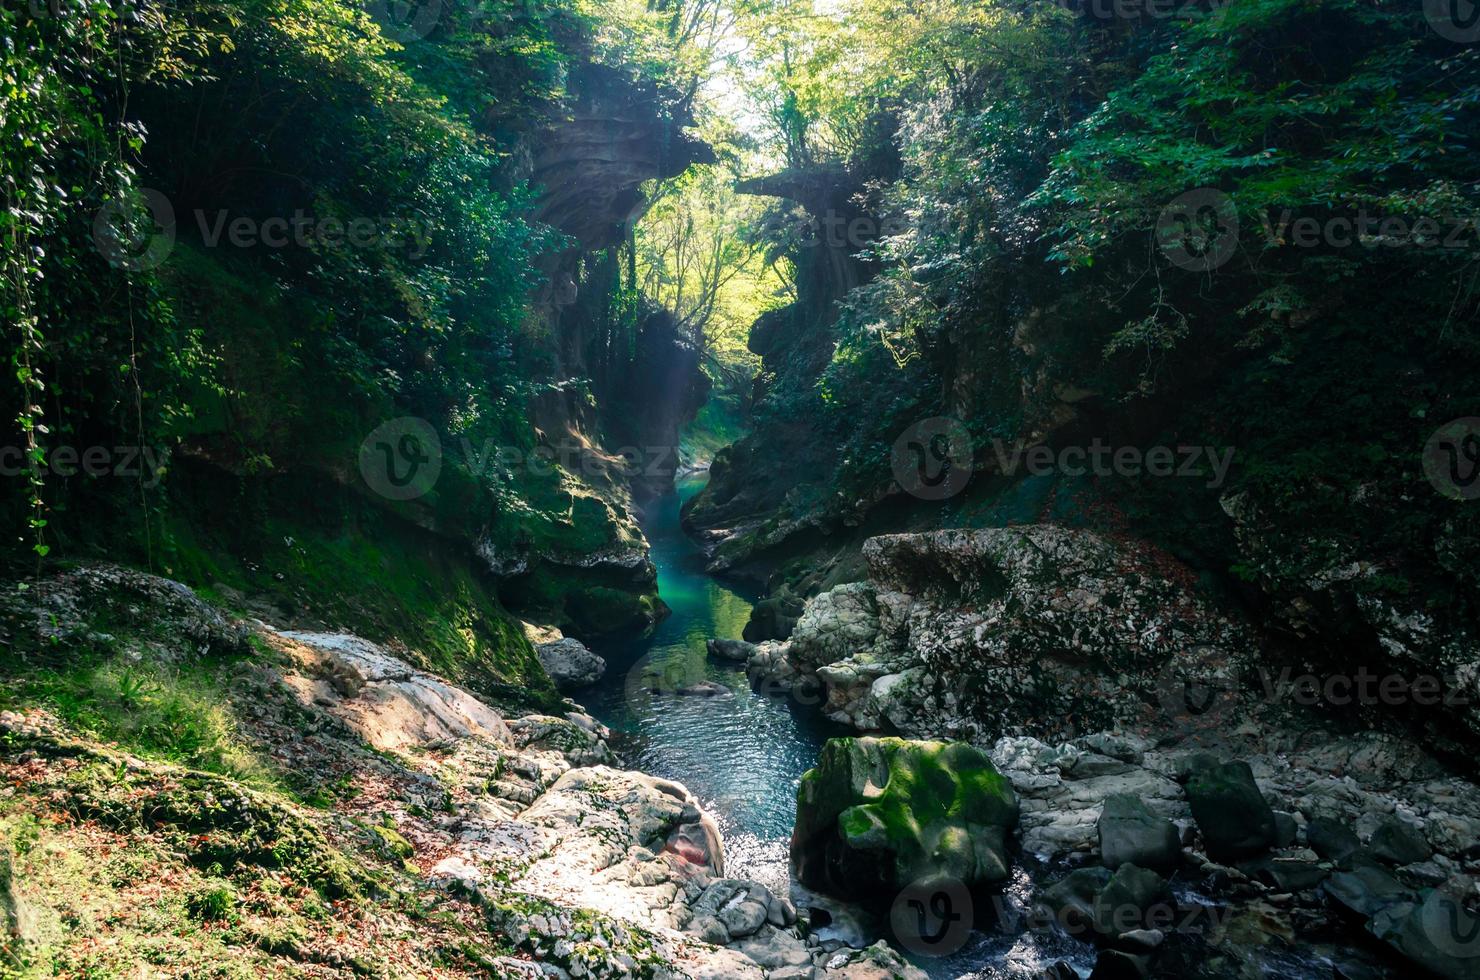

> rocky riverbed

[
  {"left": 4, "top": 521, "right": 1480, "bottom": 979},
  {"left": 0, "top": 564, "right": 919, "bottom": 979},
  {"left": 723, "top": 526, "right": 1480, "bottom": 979}
]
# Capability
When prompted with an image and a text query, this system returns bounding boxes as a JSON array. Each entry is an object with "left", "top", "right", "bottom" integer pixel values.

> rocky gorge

[{"left": 712, "top": 525, "right": 1480, "bottom": 979}]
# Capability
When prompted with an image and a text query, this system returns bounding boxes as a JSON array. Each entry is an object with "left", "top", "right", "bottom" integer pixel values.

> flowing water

[
  {"left": 573, "top": 472, "right": 850, "bottom": 892},
  {"left": 569, "top": 474, "right": 1341, "bottom": 980}
]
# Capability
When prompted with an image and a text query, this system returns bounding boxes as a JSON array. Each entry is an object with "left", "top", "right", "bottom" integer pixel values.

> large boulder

[
  {"left": 748, "top": 527, "right": 1255, "bottom": 742},
  {"left": 1186, "top": 761, "right": 1276, "bottom": 862},
  {"left": 791, "top": 737, "right": 1019, "bottom": 905},
  {"left": 536, "top": 637, "right": 607, "bottom": 690},
  {"left": 1098, "top": 793, "right": 1181, "bottom": 873}
]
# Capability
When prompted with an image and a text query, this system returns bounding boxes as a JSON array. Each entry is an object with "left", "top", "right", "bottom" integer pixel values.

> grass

[{"left": 0, "top": 654, "right": 277, "bottom": 792}]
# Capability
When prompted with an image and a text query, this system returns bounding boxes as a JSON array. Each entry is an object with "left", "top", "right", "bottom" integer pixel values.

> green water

[{"left": 573, "top": 473, "right": 848, "bottom": 879}]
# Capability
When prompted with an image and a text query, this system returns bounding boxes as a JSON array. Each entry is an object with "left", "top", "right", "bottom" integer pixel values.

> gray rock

[
  {"left": 1116, "top": 928, "right": 1164, "bottom": 951},
  {"left": 1308, "top": 817, "right": 1361, "bottom": 866},
  {"left": 1370, "top": 816, "right": 1433, "bottom": 867},
  {"left": 1325, "top": 863, "right": 1415, "bottom": 917},
  {"left": 677, "top": 680, "right": 732, "bottom": 698},
  {"left": 1273, "top": 810, "right": 1299, "bottom": 848},
  {"left": 706, "top": 638, "right": 758, "bottom": 662},
  {"left": 1097, "top": 864, "right": 1167, "bottom": 937},
  {"left": 1187, "top": 761, "right": 1276, "bottom": 861},
  {"left": 1098, "top": 794, "right": 1181, "bottom": 873},
  {"left": 1369, "top": 890, "right": 1480, "bottom": 980},
  {"left": 1082, "top": 734, "right": 1147, "bottom": 765},
  {"left": 1249, "top": 857, "right": 1329, "bottom": 892},
  {"left": 1039, "top": 867, "right": 1112, "bottom": 935},
  {"left": 535, "top": 638, "right": 606, "bottom": 690}
]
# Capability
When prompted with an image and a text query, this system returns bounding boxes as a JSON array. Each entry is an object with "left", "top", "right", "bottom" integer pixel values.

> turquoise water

[{"left": 574, "top": 473, "right": 848, "bottom": 879}]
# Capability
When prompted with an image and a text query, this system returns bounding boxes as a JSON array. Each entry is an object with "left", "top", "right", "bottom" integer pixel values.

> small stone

[
  {"left": 1273, "top": 811, "right": 1298, "bottom": 848},
  {"left": 536, "top": 638, "right": 606, "bottom": 690},
  {"left": 1115, "top": 928, "right": 1164, "bottom": 951},
  {"left": 1307, "top": 818, "right": 1361, "bottom": 867},
  {"left": 1369, "top": 816, "right": 1432, "bottom": 867}
]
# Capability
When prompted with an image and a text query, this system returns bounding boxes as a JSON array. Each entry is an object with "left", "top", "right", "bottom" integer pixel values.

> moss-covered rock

[
  {"left": 1186, "top": 761, "right": 1276, "bottom": 862},
  {"left": 791, "top": 736, "right": 1018, "bottom": 905}
]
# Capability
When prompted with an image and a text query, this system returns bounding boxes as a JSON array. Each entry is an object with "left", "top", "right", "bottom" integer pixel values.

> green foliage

[{"left": 0, "top": 655, "right": 275, "bottom": 790}]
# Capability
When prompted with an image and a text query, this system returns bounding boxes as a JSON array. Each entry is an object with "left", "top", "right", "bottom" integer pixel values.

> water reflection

[{"left": 572, "top": 473, "right": 849, "bottom": 843}]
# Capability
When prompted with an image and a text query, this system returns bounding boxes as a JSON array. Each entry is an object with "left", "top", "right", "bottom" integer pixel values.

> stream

[
  {"left": 573, "top": 472, "right": 850, "bottom": 895},
  {"left": 571, "top": 475, "right": 1339, "bottom": 980}
]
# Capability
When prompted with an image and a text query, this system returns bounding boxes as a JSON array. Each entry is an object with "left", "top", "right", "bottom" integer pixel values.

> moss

[
  {"left": 0, "top": 659, "right": 278, "bottom": 791},
  {"left": 185, "top": 878, "right": 240, "bottom": 923},
  {"left": 502, "top": 568, "right": 665, "bottom": 639},
  {"left": 793, "top": 737, "right": 1019, "bottom": 901},
  {"left": 34, "top": 753, "right": 371, "bottom": 900},
  {"left": 152, "top": 461, "right": 562, "bottom": 714},
  {"left": 489, "top": 894, "right": 673, "bottom": 979}
]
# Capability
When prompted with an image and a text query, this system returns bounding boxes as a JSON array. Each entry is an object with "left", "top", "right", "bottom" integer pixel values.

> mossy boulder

[
  {"left": 1186, "top": 761, "right": 1276, "bottom": 862},
  {"left": 791, "top": 737, "right": 1018, "bottom": 905}
]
